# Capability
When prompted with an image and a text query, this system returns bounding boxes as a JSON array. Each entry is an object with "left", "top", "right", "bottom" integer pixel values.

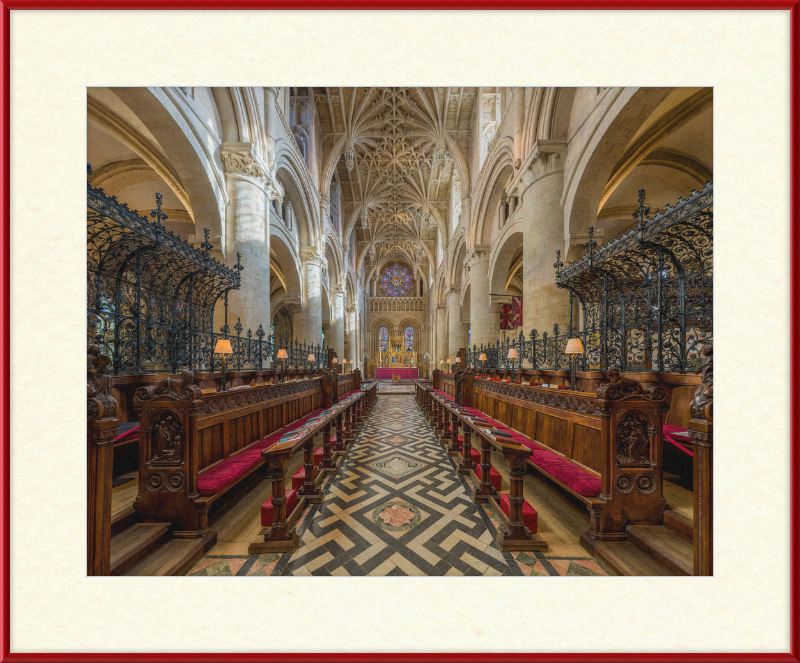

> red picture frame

[{"left": 0, "top": 3, "right": 797, "bottom": 661}]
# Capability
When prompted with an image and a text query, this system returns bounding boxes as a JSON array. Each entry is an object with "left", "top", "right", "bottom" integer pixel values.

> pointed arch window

[
  {"left": 404, "top": 326, "right": 414, "bottom": 351},
  {"left": 379, "top": 326, "right": 388, "bottom": 352}
]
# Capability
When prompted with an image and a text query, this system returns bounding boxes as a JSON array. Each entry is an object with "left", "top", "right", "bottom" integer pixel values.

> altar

[{"left": 375, "top": 367, "right": 418, "bottom": 380}]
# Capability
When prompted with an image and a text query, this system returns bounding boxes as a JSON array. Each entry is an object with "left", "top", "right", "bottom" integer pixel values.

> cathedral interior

[{"left": 86, "top": 86, "right": 714, "bottom": 578}]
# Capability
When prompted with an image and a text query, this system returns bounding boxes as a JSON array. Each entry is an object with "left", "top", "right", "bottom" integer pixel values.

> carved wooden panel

[
  {"left": 147, "top": 409, "right": 184, "bottom": 467},
  {"left": 615, "top": 411, "right": 654, "bottom": 468}
]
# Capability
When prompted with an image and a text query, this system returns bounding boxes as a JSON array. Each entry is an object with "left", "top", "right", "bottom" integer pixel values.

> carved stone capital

[
  {"left": 300, "top": 247, "right": 327, "bottom": 271},
  {"left": 526, "top": 140, "right": 568, "bottom": 184},
  {"left": 465, "top": 245, "right": 490, "bottom": 268},
  {"left": 221, "top": 142, "right": 283, "bottom": 202},
  {"left": 446, "top": 285, "right": 461, "bottom": 298},
  {"left": 436, "top": 304, "right": 447, "bottom": 311},
  {"left": 331, "top": 283, "right": 347, "bottom": 298}
]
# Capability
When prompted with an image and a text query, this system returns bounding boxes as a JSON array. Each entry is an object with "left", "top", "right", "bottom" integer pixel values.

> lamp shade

[
  {"left": 479, "top": 353, "right": 487, "bottom": 361},
  {"left": 214, "top": 338, "right": 233, "bottom": 354},
  {"left": 350, "top": 359, "right": 354, "bottom": 365},
  {"left": 565, "top": 338, "right": 585, "bottom": 355},
  {"left": 333, "top": 357, "right": 338, "bottom": 364},
  {"left": 276, "top": 349, "right": 289, "bottom": 359},
  {"left": 439, "top": 360, "right": 443, "bottom": 365},
  {"left": 307, "top": 353, "right": 316, "bottom": 362},
  {"left": 507, "top": 348, "right": 519, "bottom": 359}
]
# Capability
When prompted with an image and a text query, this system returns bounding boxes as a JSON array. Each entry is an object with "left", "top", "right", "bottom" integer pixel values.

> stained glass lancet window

[
  {"left": 404, "top": 326, "right": 414, "bottom": 351},
  {"left": 379, "top": 326, "right": 388, "bottom": 351},
  {"left": 379, "top": 265, "right": 413, "bottom": 297}
]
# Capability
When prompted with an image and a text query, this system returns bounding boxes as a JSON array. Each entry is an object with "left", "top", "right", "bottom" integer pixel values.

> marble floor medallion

[
  {"left": 372, "top": 500, "right": 422, "bottom": 532},
  {"left": 369, "top": 453, "right": 426, "bottom": 479}
]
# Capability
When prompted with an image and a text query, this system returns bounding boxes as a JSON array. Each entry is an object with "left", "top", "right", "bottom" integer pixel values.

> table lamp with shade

[
  {"left": 349, "top": 359, "right": 355, "bottom": 372},
  {"left": 307, "top": 353, "right": 316, "bottom": 376},
  {"left": 446, "top": 358, "right": 451, "bottom": 374},
  {"left": 332, "top": 356, "right": 338, "bottom": 374},
  {"left": 214, "top": 338, "right": 233, "bottom": 391},
  {"left": 565, "top": 337, "right": 585, "bottom": 391},
  {"left": 507, "top": 347, "right": 519, "bottom": 383},
  {"left": 276, "top": 348, "right": 288, "bottom": 383},
  {"left": 479, "top": 352, "right": 487, "bottom": 378}
]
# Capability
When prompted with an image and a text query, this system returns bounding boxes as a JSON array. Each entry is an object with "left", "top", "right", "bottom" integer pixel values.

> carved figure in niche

[
  {"left": 87, "top": 344, "right": 117, "bottom": 418},
  {"left": 150, "top": 414, "right": 183, "bottom": 464},
  {"left": 690, "top": 343, "right": 713, "bottom": 421},
  {"left": 597, "top": 366, "right": 648, "bottom": 400},
  {"left": 616, "top": 415, "right": 651, "bottom": 466}
]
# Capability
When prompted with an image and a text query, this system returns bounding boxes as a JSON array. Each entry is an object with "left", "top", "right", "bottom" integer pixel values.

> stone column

[
  {"left": 347, "top": 304, "right": 357, "bottom": 366},
  {"left": 436, "top": 304, "right": 448, "bottom": 366},
  {"left": 447, "top": 286, "right": 466, "bottom": 362},
  {"left": 220, "top": 142, "right": 282, "bottom": 334},
  {"left": 292, "top": 248, "right": 326, "bottom": 348},
  {"left": 513, "top": 87, "right": 525, "bottom": 170},
  {"left": 466, "top": 246, "right": 492, "bottom": 350},
  {"left": 283, "top": 200, "right": 293, "bottom": 230},
  {"left": 264, "top": 87, "right": 280, "bottom": 169},
  {"left": 328, "top": 284, "right": 346, "bottom": 362},
  {"left": 520, "top": 141, "right": 571, "bottom": 335}
]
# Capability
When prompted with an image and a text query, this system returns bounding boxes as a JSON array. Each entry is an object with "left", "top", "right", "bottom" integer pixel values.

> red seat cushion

[
  {"left": 499, "top": 494, "right": 538, "bottom": 533},
  {"left": 260, "top": 489, "right": 299, "bottom": 526},
  {"left": 113, "top": 425, "right": 140, "bottom": 443},
  {"left": 663, "top": 423, "right": 693, "bottom": 456},
  {"left": 463, "top": 409, "right": 601, "bottom": 497},
  {"left": 313, "top": 447, "right": 325, "bottom": 464},
  {"left": 197, "top": 451, "right": 261, "bottom": 496}
]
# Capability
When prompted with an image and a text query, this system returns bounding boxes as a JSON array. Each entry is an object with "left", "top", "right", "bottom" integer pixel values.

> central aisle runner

[{"left": 273, "top": 394, "right": 520, "bottom": 576}]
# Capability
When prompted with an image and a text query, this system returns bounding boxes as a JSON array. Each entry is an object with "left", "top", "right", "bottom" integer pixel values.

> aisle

[
  {"left": 272, "top": 394, "right": 518, "bottom": 575},
  {"left": 186, "top": 394, "right": 608, "bottom": 576}
]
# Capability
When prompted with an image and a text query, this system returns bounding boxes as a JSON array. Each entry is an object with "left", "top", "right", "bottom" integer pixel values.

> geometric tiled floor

[{"left": 186, "top": 394, "right": 607, "bottom": 576}]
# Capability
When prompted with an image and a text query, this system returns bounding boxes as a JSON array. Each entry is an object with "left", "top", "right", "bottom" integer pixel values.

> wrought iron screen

[
  {"left": 465, "top": 184, "right": 713, "bottom": 375},
  {"left": 87, "top": 173, "right": 327, "bottom": 374}
]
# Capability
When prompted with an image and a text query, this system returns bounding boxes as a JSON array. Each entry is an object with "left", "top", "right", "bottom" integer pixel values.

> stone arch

[
  {"left": 110, "top": 87, "right": 227, "bottom": 242},
  {"left": 469, "top": 141, "right": 514, "bottom": 248},
  {"left": 275, "top": 164, "right": 313, "bottom": 248},
  {"left": 488, "top": 222, "right": 525, "bottom": 296},
  {"left": 269, "top": 233, "right": 303, "bottom": 308},
  {"left": 274, "top": 145, "right": 320, "bottom": 246},
  {"left": 562, "top": 87, "right": 675, "bottom": 250}
]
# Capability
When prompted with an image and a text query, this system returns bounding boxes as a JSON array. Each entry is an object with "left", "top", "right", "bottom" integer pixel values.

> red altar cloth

[{"left": 375, "top": 367, "right": 418, "bottom": 380}]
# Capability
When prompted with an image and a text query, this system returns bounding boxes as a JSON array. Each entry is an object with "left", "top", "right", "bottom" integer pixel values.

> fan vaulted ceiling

[{"left": 310, "top": 87, "right": 480, "bottom": 270}]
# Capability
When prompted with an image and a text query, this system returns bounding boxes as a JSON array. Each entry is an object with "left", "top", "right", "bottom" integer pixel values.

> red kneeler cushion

[
  {"left": 466, "top": 448, "right": 502, "bottom": 490},
  {"left": 261, "top": 489, "right": 299, "bottom": 526},
  {"left": 499, "top": 494, "right": 538, "bottom": 533},
  {"left": 313, "top": 447, "right": 325, "bottom": 464},
  {"left": 292, "top": 467, "right": 307, "bottom": 492}
]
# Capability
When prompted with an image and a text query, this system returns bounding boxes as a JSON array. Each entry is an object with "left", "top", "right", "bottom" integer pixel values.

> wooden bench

[
  {"left": 132, "top": 369, "right": 374, "bottom": 541},
  {"left": 418, "top": 381, "right": 545, "bottom": 552},
  {"left": 424, "top": 368, "right": 670, "bottom": 543},
  {"left": 249, "top": 380, "right": 378, "bottom": 553}
]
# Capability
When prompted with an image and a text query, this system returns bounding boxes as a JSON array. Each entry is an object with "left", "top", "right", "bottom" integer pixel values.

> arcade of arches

[{"left": 88, "top": 87, "right": 713, "bottom": 577}]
